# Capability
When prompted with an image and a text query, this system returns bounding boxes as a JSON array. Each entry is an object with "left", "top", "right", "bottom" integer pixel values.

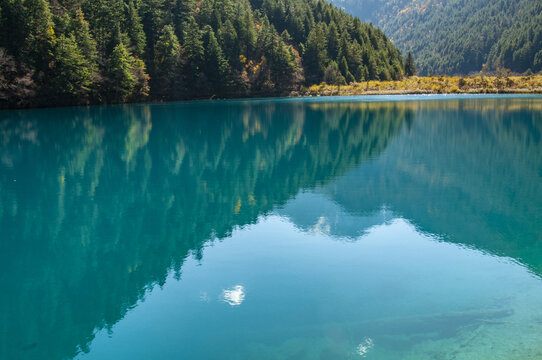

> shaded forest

[{"left": 0, "top": 0, "right": 405, "bottom": 108}]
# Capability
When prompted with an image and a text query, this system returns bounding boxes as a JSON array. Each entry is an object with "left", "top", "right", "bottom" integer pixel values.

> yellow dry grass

[{"left": 300, "top": 75, "right": 542, "bottom": 97}]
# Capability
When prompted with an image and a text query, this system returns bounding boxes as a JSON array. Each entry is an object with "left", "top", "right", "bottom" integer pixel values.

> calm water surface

[{"left": 1, "top": 95, "right": 542, "bottom": 359}]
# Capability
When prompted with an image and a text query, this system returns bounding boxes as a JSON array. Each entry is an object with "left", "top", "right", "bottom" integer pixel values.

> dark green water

[{"left": 1, "top": 95, "right": 542, "bottom": 360}]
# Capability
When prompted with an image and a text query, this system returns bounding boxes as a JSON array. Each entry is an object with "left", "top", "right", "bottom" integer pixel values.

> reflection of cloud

[
  {"left": 278, "top": 191, "right": 395, "bottom": 240},
  {"left": 222, "top": 285, "right": 245, "bottom": 306},
  {"left": 309, "top": 216, "right": 331, "bottom": 235},
  {"left": 357, "top": 338, "right": 374, "bottom": 357}
]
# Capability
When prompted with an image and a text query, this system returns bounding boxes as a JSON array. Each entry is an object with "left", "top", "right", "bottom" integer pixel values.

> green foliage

[
  {"left": 202, "top": 25, "right": 232, "bottom": 96},
  {"left": 404, "top": 51, "right": 416, "bottom": 77},
  {"left": 0, "top": 0, "right": 405, "bottom": 108},
  {"left": 304, "top": 24, "right": 328, "bottom": 83},
  {"left": 23, "top": 0, "right": 55, "bottom": 67},
  {"left": 50, "top": 34, "right": 94, "bottom": 100},
  {"left": 107, "top": 42, "right": 149, "bottom": 102},
  {"left": 125, "top": 1, "right": 146, "bottom": 56},
  {"left": 153, "top": 24, "right": 181, "bottom": 98},
  {"left": 324, "top": 60, "right": 346, "bottom": 85},
  {"left": 181, "top": 15, "right": 205, "bottom": 96},
  {"left": 333, "top": 0, "right": 542, "bottom": 75}
]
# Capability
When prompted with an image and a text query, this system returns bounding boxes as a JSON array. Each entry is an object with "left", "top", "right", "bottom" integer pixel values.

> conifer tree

[
  {"left": 183, "top": 17, "right": 204, "bottom": 70},
  {"left": 125, "top": 1, "right": 146, "bottom": 57},
  {"left": 71, "top": 9, "right": 98, "bottom": 63},
  {"left": 304, "top": 24, "right": 327, "bottom": 83},
  {"left": 218, "top": 19, "right": 239, "bottom": 67},
  {"left": 405, "top": 51, "right": 416, "bottom": 77},
  {"left": 327, "top": 22, "right": 339, "bottom": 61},
  {"left": 324, "top": 60, "right": 345, "bottom": 85},
  {"left": 202, "top": 25, "right": 232, "bottom": 96},
  {"left": 107, "top": 42, "right": 148, "bottom": 101},
  {"left": 339, "top": 56, "right": 354, "bottom": 83},
  {"left": 182, "top": 16, "right": 204, "bottom": 94},
  {"left": 50, "top": 34, "right": 93, "bottom": 100},
  {"left": 24, "top": 0, "right": 54, "bottom": 67},
  {"left": 153, "top": 24, "right": 181, "bottom": 98}
]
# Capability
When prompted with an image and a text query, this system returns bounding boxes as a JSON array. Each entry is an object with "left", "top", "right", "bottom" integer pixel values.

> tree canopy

[{"left": 0, "top": 0, "right": 405, "bottom": 108}]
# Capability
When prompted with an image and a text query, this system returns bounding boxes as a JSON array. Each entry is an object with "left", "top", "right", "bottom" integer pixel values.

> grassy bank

[{"left": 300, "top": 75, "right": 542, "bottom": 96}]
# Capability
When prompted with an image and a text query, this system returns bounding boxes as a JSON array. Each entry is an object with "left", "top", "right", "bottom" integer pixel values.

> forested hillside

[
  {"left": 332, "top": 0, "right": 542, "bottom": 75},
  {"left": 0, "top": 0, "right": 404, "bottom": 108}
]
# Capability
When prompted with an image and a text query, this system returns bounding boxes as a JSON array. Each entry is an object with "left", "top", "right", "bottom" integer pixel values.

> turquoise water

[{"left": 1, "top": 95, "right": 542, "bottom": 359}]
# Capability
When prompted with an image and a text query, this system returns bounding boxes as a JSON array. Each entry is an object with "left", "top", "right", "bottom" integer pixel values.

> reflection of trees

[
  {"left": 328, "top": 98, "right": 542, "bottom": 272},
  {"left": 0, "top": 100, "right": 408, "bottom": 360}
]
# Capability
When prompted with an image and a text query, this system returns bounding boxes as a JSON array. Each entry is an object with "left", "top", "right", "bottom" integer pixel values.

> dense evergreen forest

[
  {"left": 332, "top": 0, "right": 542, "bottom": 75},
  {"left": 0, "top": 0, "right": 405, "bottom": 108}
]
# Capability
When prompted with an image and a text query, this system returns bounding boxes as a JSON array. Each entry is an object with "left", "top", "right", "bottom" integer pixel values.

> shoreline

[
  {"left": 2, "top": 76, "right": 542, "bottom": 111},
  {"left": 299, "top": 75, "right": 542, "bottom": 97},
  {"left": 296, "top": 88, "right": 542, "bottom": 97}
]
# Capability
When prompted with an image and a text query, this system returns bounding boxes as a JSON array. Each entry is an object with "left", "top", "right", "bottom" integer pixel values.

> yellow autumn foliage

[{"left": 300, "top": 75, "right": 542, "bottom": 96}]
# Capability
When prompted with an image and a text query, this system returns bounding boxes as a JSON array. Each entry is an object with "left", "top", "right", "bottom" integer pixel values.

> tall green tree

[
  {"left": 183, "top": 16, "right": 205, "bottom": 88},
  {"left": 82, "top": 0, "right": 124, "bottom": 55},
  {"left": 153, "top": 24, "right": 181, "bottom": 98},
  {"left": 404, "top": 51, "right": 416, "bottom": 77},
  {"left": 125, "top": 1, "right": 146, "bottom": 57},
  {"left": 339, "top": 56, "right": 355, "bottom": 83},
  {"left": 49, "top": 34, "right": 94, "bottom": 101},
  {"left": 303, "top": 24, "right": 327, "bottom": 83},
  {"left": 327, "top": 22, "right": 339, "bottom": 61},
  {"left": 218, "top": 19, "right": 239, "bottom": 66},
  {"left": 107, "top": 42, "right": 149, "bottom": 102},
  {"left": 202, "top": 25, "right": 232, "bottom": 96},
  {"left": 23, "top": 0, "right": 55, "bottom": 67}
]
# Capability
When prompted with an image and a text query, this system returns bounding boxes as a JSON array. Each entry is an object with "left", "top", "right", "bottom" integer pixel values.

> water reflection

[
  {"left": 0, "top": 97, "right": 541, "bottom": 359},
  {"left": 222, "top": 285, "right": 246, "bottom": 306}
]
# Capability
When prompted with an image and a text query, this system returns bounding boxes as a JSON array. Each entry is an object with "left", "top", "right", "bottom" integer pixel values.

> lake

[{"left": 1, "top": 95, "right": 542, "bottom": 360}]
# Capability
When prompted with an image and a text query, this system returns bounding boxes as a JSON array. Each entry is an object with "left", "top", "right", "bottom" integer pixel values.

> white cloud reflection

[
  {"left": 222, "top": 285, "right": 245, "bottom": 306},
  {"left": 357, "top": 338, "right": 374, "bottom": 357},
  {"left": 309, "top": 216, "right": 331, "bottom": 235}
]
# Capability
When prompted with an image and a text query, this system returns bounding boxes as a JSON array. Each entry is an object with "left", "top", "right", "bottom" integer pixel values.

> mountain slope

[
  {"left": 0, "top": 0, "right": 404, "bottom": 108},
  {"left": 331, "top": 0, "right": 542, "bottom": 75}
]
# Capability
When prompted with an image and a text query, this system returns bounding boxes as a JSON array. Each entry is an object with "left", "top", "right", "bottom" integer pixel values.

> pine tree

[
  {"left": 405, "top": 51, "right": 416, "bottom": 77},
  {"left": 125, "top": 1, "right": 146, "bottom": 57},
  {"left": 304, "top": 24, "right": 327, "bottom": 83},
  {"left": 107, "top": 42, "right": 148, "bottom": 101},
  {"left": 82, "top": 0, "right": 124, "bottom": 55},
  {"left": 327, "top": 22, "right": 339, "bottom": 61},
  {"left": 324, "top": 60, "right": 345, "bottom": 85},
  {"left": 268, "top": 34, "right": 302, "bottom": 91},
  {"left": 23, "top": 0, "right": 55, "bottom": 67},
  {"left": 339, "top": 56, "right": 354, "bottom": 83},
  {"left": 237, "top": 9, "right": 257, "bottom": 58},
  {"left": 183, "top": 16, "right": 204, "bottom": 73},
  {"left": 49, "top": 34, "right": 93, "bottom": 100},
  {"left": 356, "top": 64, "right": 369, "bottom": 81},
  {"left": 71, "top": 9, "right": 98, "bottom": 63},
  {"left": 202, "top": 25, "right": 232, "bottom": 96},
  {"left": 217, "top": 19, "right": 239, "bottom": 66},
  {"left": 153, "top": 24, "right": 181, "bottom": 98}
]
